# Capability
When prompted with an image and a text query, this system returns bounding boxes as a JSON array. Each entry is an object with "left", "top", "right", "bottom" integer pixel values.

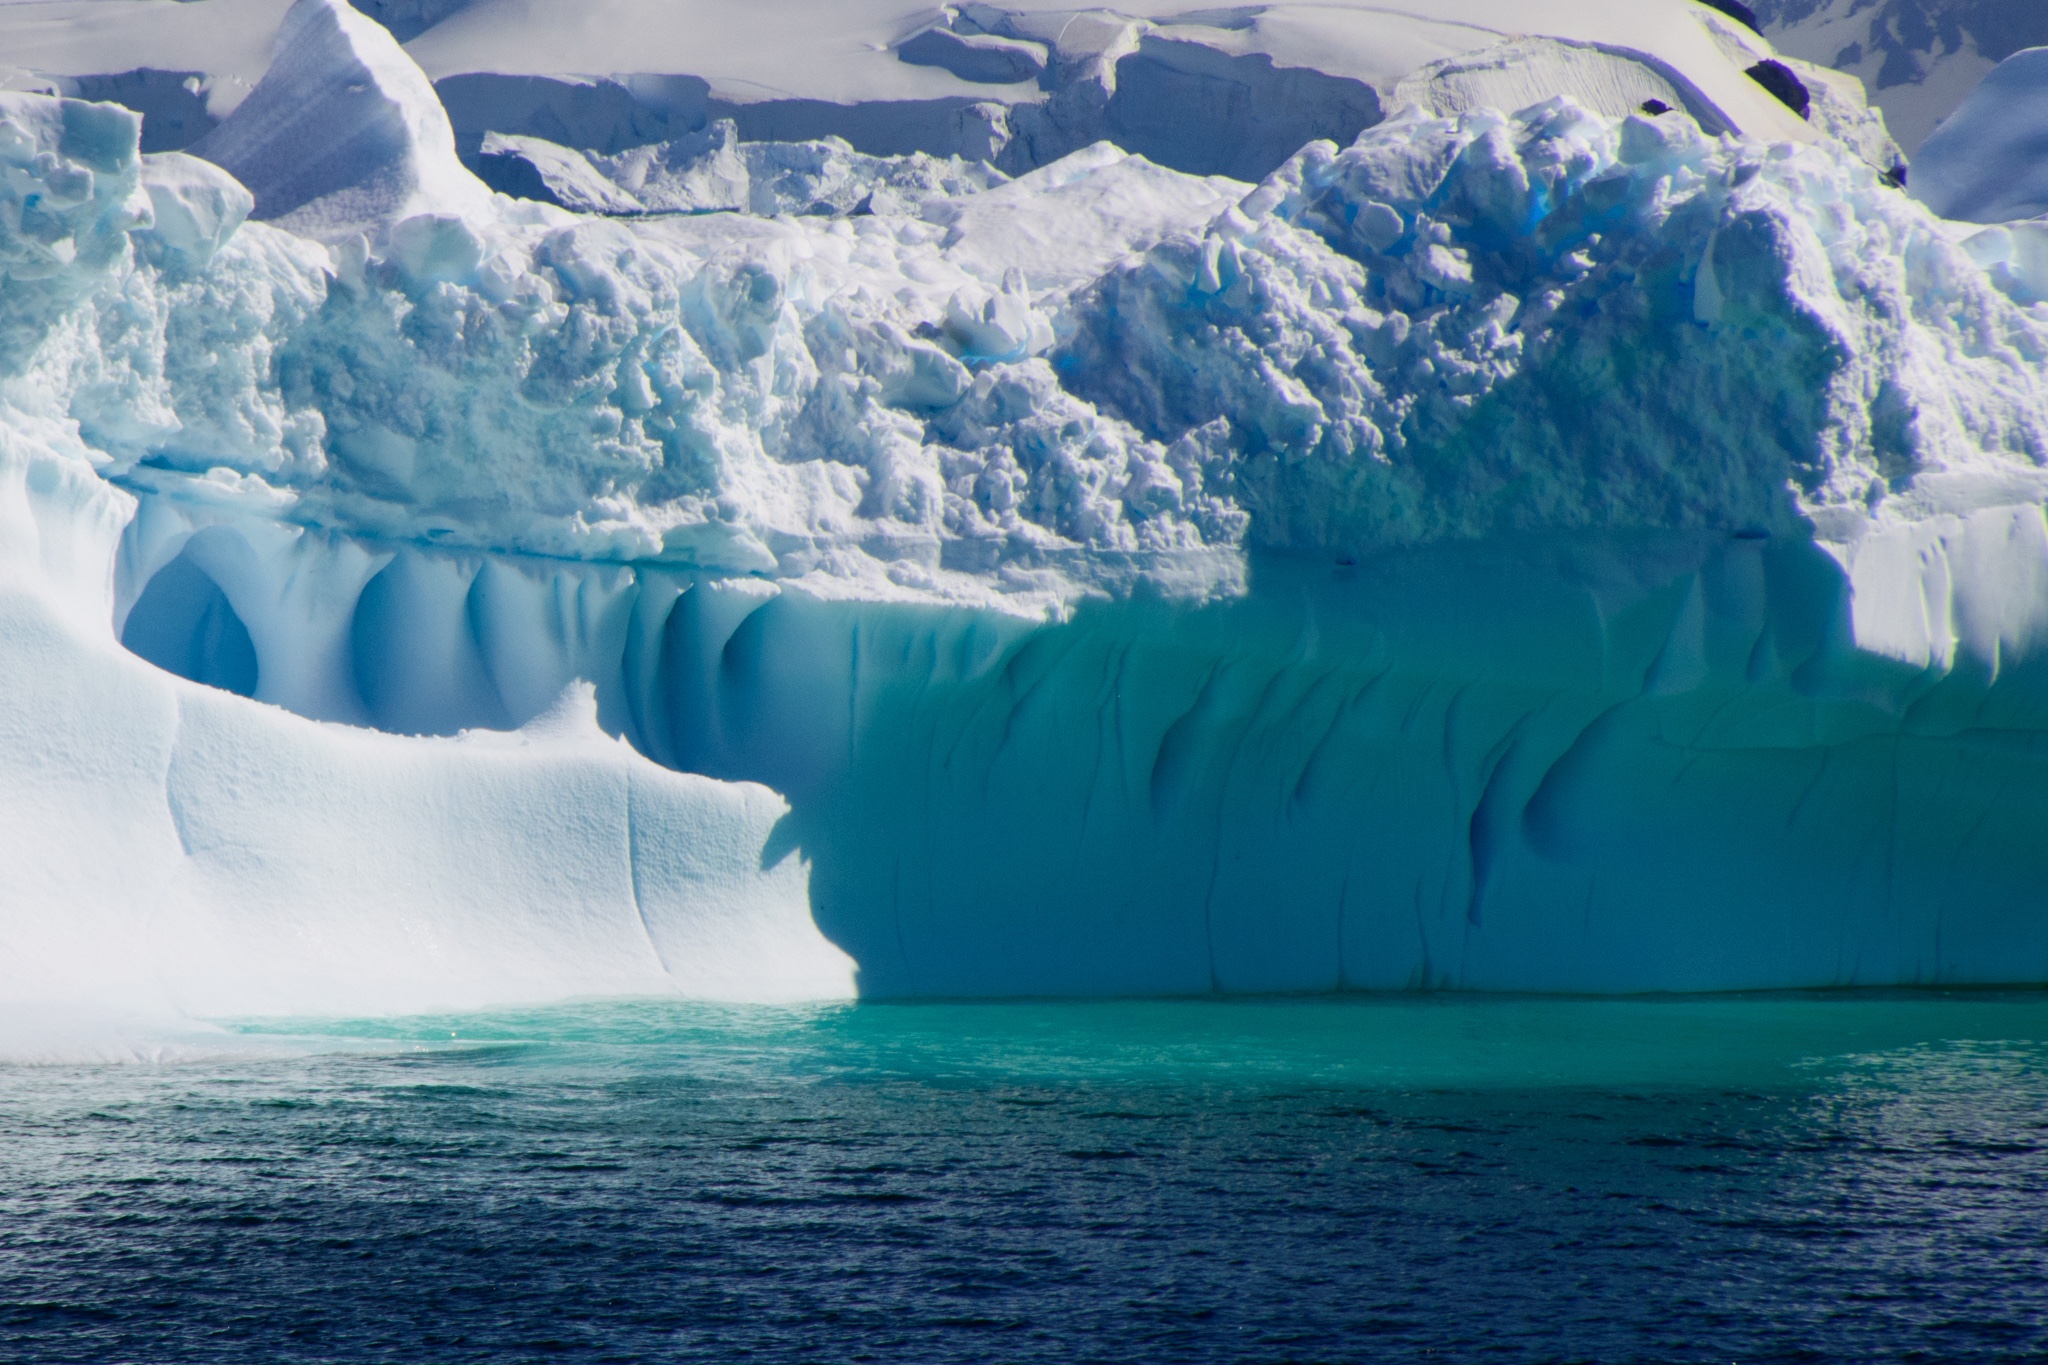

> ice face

[
  {"left": 0, "top": 80, "right": 854, "bottom": 1019},
  {"left": 1066, "top": 102, "right": 2048, "bottom": 554},
  {"left": 187, "top": 0, "right": 491, "bottom": 241},
  {"left": 4, "top": 3, "right": 2048, "bottom": 1013}
]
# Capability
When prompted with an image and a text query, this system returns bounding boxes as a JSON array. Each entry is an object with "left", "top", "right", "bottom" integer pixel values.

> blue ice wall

[
  {"left": 33, "top": 70, "right": 2048, "bottom": 998},
  {"left": 116, "top": 515, "right": 2048, "bottom": 996},
  {"left": 680, "top": 537, "right": 2048, "bottom": 996}
]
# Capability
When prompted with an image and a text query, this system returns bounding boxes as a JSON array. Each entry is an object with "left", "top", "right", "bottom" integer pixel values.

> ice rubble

[
  {"left": 7, "top": 0, "right": 2048, "bottom": 1011},
  {"left": 478, "top": 120, "right": 1009, "bottom": 219}
]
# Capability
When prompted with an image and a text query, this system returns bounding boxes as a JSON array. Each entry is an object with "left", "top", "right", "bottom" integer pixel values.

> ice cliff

[{"left": 7, "top": 0, "right": 2048, "bottom": 1014}]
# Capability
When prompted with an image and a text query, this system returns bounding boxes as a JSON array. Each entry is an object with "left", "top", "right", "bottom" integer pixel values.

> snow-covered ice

[
  {"left": 1754, "top": 0, "right": 2047, "bottom": 156},
  {"left": 1911, "top": 46, "right": 2048, "bottom": 225},
  {"left": 3, "top": 0, "right": 2048, "bottom": 1019},
  {"left": 188, "top": 0, "right": 491, "bottom": 240},
  {"left": 0, "top": 0, "right": 1829, "bottom": 179}
]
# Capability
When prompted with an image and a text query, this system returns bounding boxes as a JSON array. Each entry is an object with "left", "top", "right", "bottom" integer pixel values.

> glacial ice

[
  {"left": 478, "top": 120, "right": 1011, "bottom": 220},
  {"left": 2, "top": 1, "right": 1826, "bottom": 181},
  {"left": 5, "top": 0, "right": 2048, "bottom": 1016}
]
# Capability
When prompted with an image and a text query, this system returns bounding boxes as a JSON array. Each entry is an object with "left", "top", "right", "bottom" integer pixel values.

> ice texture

[
  {"left": 479, "top": 121, "right": 1010, "bottom": 220},
  {"left": 1062, "top": 101, "right": 2048, "bottom": 553},
  {"left": 5, "top": 1, "right": 2048, "bottom": 1012},
  {"left": 0, "top": 79, "right": 853, "bottom": 1017}
]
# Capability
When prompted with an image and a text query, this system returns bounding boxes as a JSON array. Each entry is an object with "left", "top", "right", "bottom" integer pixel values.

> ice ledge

[{"left": 191, "top": 0, "right": 492, "bottom": 242}]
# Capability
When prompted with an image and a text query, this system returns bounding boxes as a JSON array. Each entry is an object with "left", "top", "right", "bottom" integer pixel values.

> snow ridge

[{"left": 190, "top": 0, "right": 491, "bottom": 241}]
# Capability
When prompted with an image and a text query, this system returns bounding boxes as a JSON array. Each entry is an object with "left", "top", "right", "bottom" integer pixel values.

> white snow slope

[
  {"left": 0, "top": 0, "right": 1833, "bottom": 183},
  {"left": 1755, "top": 0, "right": 2048, "bottom": 155},
  {"left": 1909, "top": 46, "right": 2048, "bottom": 223},
  {"left": 5, "top": 0, "right": 2048, "bottom": 1018}
]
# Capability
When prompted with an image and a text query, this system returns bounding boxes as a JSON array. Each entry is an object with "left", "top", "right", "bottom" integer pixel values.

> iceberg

[
  {"left": 4, "top": 0, "right": 2048, "bottom": 1016},
  {"left": 476, "top": 120, "right": 1010, "bottom": 220}
]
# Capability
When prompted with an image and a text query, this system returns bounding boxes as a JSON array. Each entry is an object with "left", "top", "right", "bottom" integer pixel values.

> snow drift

[{"left": 6, "top": 0, "right": 2048, "bottom": 1014}]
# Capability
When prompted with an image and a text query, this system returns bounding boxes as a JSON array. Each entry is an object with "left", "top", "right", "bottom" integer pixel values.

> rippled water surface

[{"left": 4, "top": 993, "right": 2047, "bottom": 1362}]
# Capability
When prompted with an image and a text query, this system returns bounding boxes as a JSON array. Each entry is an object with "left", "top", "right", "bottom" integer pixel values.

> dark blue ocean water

[{"left": 3, "top": 994, "right": 2046, "bottom": 1363}]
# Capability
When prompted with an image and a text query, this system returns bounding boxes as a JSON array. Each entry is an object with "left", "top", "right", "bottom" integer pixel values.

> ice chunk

[
  {"left": 741, "top": 137, "right": 1005, "bottom": 217},
  {"left": 483, "top": 119, "right": 751, "bottom": 215},
  {"left": 0, "top": 92, "right": 152, "bottom": 374},
  {"left": 943, "top": 270, "right": 1053, "bottom": 362},
  {"left": 930, "top": 143, "right": 1246, "bottom": 297},
  {"left": 1961, "top": 220, "right": 2048, "bottom": 305},
  {"left": 189, "top": 0, "right": 491, "bottom": 241},
  {"left": 479, "top": 123, "right": 1007, "bottom": 219},
  {"left": 584, "top": 119, "right": 749, "bottom": 213},
  {"left": 478, "top": 130, "right": 648, "bottom": 214},
  {"left": 137, "top": 152, "right": 254, "bottom": 271}
]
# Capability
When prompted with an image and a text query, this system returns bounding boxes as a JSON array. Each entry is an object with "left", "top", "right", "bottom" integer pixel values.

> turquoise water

[{"left": 4, "top": 993, "right": 2047, "bottom": 1361}]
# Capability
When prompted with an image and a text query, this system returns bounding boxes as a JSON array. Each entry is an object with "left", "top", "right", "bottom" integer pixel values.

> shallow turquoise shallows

[{"left": 5, "top": 992, "right": 2046, "bottom": 1362}]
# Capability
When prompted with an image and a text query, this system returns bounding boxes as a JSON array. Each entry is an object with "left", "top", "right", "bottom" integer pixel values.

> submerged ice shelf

[{"left": 7, "top": 0, "right": 2048, "bottom": 1014}]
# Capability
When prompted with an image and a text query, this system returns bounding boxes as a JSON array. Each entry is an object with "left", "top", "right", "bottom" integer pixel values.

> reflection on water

[{"left": 3, "top": 993, "right": 2045, "bottom": 1362}]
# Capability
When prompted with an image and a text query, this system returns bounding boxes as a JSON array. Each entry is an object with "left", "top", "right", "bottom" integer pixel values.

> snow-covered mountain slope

[
  {"left": 1909, "top": 46, "right": 2048, "bottom": 222},
  {"left": 1755, "top": 0, "right": 2048, "bottom": 154},
  {"left": 0, "top": 0, "right": 1830, "bottom": 185},
  {"left": 6, "top": 0, "right": 2048, "bottom": 1012},
  {"left": 408, "top": 0, "right": 1819, "bottom": 176}
]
